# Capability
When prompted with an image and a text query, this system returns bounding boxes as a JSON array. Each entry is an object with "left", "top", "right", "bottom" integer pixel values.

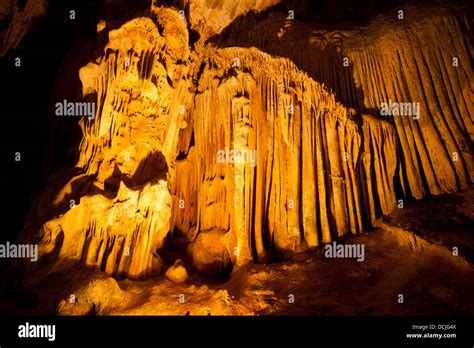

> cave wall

[
  {"left": 215, "top": 4, "right": 474, "bottom": 200},
  {"left": 6, "top": 1, "right": 473, "bottom": 282},
  {"left": 171, "top": 47, "right": 402, "bottom": 270}
]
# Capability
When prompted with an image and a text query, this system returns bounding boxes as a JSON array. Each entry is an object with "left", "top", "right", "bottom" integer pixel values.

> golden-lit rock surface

[
  {"left": 217, "top": 3, "right": 474, "bottom": 199},
  {"left": 5, "top": 190, "right": 474, "bottom": 316},
  {"left": 165, "top": 259, "right": 189, "bottom": 283},
  {"left": 17, "top": 7, "right": 385, "bottom": 280},
  {"left": 3, "top": 1, "right": 473, "bottom": 316},
  {"left": 184, "top": 0, "right": 281, "bottom": 41},
  {"left": 40, "top": 179, "right": 171, "bottom": 279}
]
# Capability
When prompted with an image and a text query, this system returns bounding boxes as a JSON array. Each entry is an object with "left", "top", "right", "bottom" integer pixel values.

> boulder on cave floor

[
  {"left": 186, "top": 229, "right": 233, "bottom": 279},
  {"left": 165, "top": 259, "right": 189, "bottom": 283}
]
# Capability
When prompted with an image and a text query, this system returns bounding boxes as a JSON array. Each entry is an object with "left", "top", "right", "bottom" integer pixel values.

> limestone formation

[
  {"left": 216, "top": 4, "right": 474, "bottom": 200},
  {"left": 184, "top": 0, "right": 281, "bottom": 41},
  {"left": 8, "top": 1, "right": 473, "bottom": 289}
]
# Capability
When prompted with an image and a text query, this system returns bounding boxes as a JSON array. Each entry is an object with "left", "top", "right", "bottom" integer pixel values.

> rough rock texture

[
  {"left": 9, "top": 2, "right": 473, "bottom": 288},
  {"left": 56, "top": 276, "right": 125, "bottom": 315}
]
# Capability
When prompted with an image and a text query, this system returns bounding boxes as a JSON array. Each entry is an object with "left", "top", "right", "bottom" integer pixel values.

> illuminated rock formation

[
  {"left": 10, "top": 1, "right": 473, "bottom": 286},
  {"left": 216, "top": 3, "right": 474, "bottom": 200},
  {"left": 165, "top": 259, "right": 188, "bottom": 283},
  {"left": 17, "top": 11, "right": 189, "bottom": 281},
  {"left": 184, "top": 0, "right": 281, "bottom": 41},
  {"left": 172, "top": 46, "right": 369, "bottom": 269}
]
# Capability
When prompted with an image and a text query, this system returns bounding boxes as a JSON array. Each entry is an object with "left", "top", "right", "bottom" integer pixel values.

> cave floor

[
  {"left": 1, "top": 188, "right": 473, "bottom": 316},
  {"left": 112, "top": 188, "right": 474, "bottom": 316},
  {"left": 110, "top": 227, "right": 473, "bottom": 316}
]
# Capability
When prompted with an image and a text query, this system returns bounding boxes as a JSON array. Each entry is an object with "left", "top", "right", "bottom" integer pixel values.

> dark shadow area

[
  {"left": 0, "top": 0, "right": 102, "bottom": 278},
  {"left": 104, "top": 151, "right": 168, "bottom": 191},
  {"left": 383, "top": 188, "right": 474, "bottom": 262}
]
